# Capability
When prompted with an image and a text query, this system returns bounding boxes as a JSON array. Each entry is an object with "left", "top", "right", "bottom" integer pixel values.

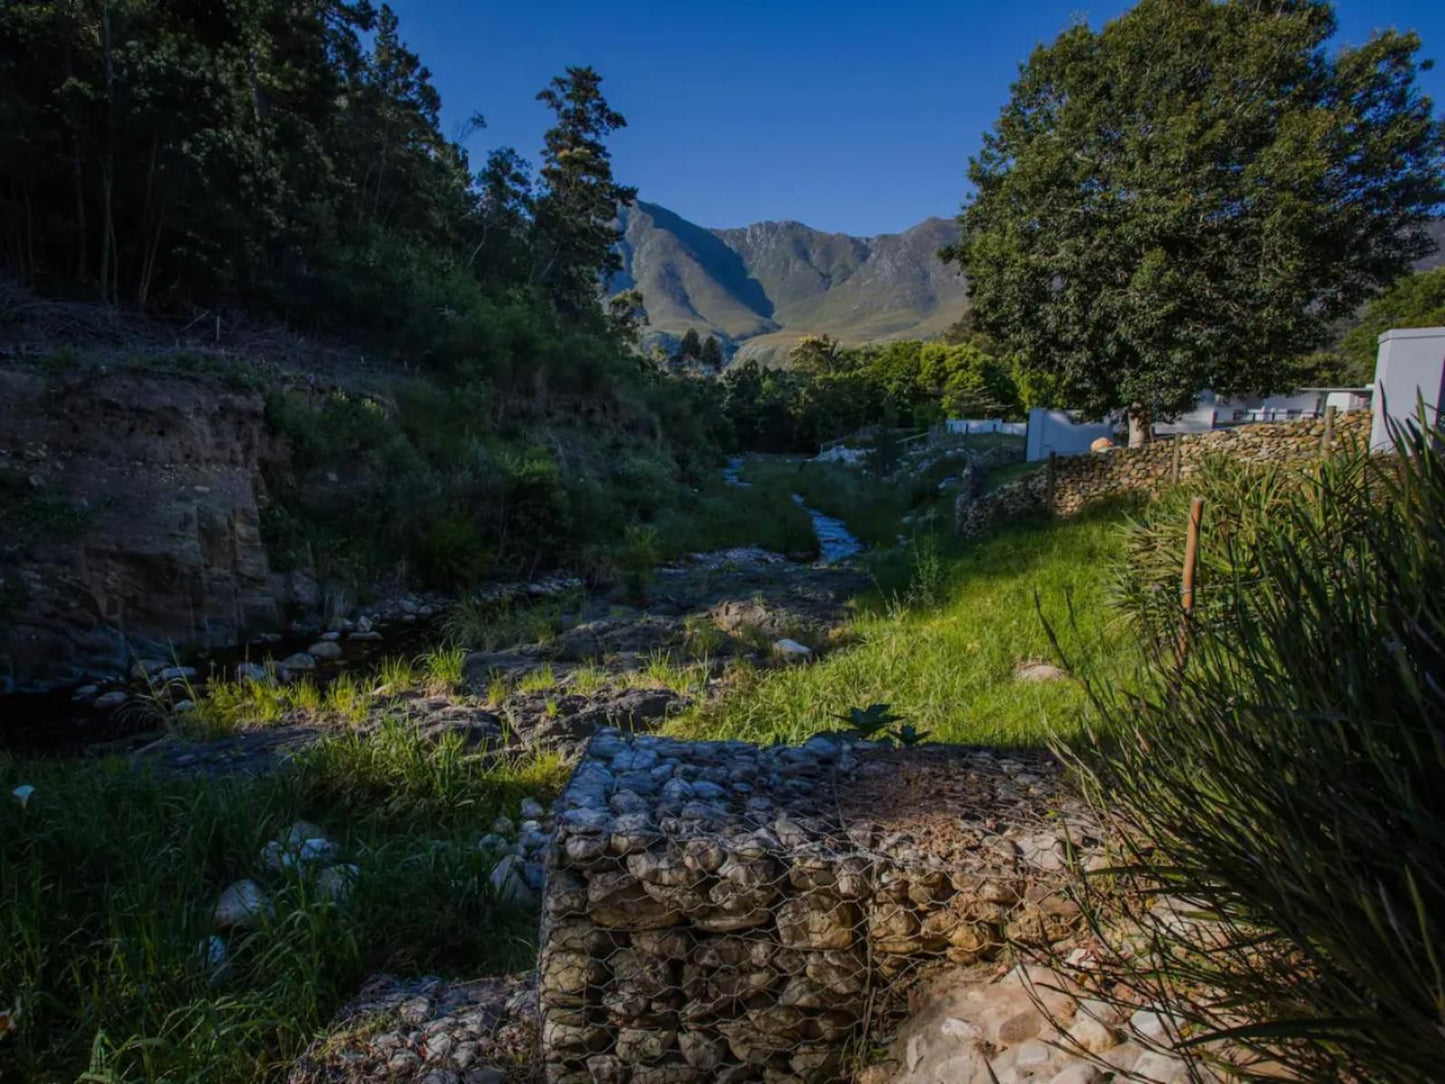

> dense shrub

[{"left": 1062, "top": 419, "right": 1445, "bottom": 1081}]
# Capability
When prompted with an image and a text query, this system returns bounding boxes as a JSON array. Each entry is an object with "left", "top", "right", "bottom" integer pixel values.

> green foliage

[
  {"left": 1336, "top": 267, "right": 1445, "bottom": 383},
  {"left": 946, "top": 0, "right": 1445, "bottom": 427},
  {"left": 650, "top": 475, "right": 819, "bottom": 561},
  {"left": 737, "top": 458, "right": 925, "bottom": 549},
  {"left": 674, "top": 503, "right": 1135, "bottom": 746},
  {"left": 1066, "top": 419, "right": 1445, "bottom": 1081},
  {"left": 0, "top": 735, "right": 564, "bottom": 1081},
  {"left": 719, "top": 339, "right": 1023, "bottom": 455},
  {"left": 531, "top": 66, "right": 636, "bottom": 314},
  {"left": 676, "top": 328, "right": 702, "bottom": 360},
  {"left": 699, "top": 335, "right": 723, "bottom": 370}
]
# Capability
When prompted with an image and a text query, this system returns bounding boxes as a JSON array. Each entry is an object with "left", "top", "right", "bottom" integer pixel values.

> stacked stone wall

[
  {"left": 955, "top": 409, "right": 1372, "bottom": 536},
  {"left": 538, "top": 730, "right": 1104, "bottom": 1083}
]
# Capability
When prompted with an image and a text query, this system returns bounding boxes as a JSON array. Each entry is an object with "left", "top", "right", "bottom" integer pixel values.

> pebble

[{"left": 520, "top": 798, "right": 546, "bottom": 820}]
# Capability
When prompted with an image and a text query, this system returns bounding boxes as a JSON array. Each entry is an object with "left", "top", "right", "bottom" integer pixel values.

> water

[
  {"left": 723, "top": 457, "right": 863, "bottom": 564},
  {"left": 791, "top": 494, "right": 863, "bottom": 563}
]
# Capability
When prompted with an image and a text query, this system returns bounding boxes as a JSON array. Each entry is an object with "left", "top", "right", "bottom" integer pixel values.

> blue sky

[{"left": 388, "top": 0, "right": 1445, "bottom": 236}]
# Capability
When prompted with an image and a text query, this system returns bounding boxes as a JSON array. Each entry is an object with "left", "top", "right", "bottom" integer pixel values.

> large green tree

[
  {"left": 943, "top": 0, "right": 1445, "bottom": 444},
  {"left": 530, "top": 66, "right": 635, "bottom": 314}
]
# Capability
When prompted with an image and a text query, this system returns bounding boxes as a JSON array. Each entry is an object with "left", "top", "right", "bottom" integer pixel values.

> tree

[
  {"left": 530, "top": 66, "right": 636, "bottom": 314},
  {"left": 676, "top": 327, "right": 702, "bottom": 361},
  {"left": 472, "top": 146, "right": 533, "bottom": 289},
  {"left": 1338, "top": 267, "right": 1445, "bottom": 383},
  {"left": 788, "top": 333, "right": 842, "bottom": 373},
  {"left": 944, "top": 0, "right": 1445, "bottom": 445},
  {"left": 699, "top": 334, "right": 723, "bottom": 370}
]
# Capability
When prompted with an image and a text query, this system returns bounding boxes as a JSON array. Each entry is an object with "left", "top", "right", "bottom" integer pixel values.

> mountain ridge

[
  {"left": 614, "top": 201, "right": 969, "bottom": 364},
  {"left": 614, "top": 206, "right": 1445, "bottom": 367}
]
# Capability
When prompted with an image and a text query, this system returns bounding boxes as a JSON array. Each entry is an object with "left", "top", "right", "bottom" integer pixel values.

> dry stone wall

[
  {"left": 955, "top": 409, "right": 1372, "bottom": 536},
  {"left": 538, "top": 729, "right": 1105, "bottom": 1083}
]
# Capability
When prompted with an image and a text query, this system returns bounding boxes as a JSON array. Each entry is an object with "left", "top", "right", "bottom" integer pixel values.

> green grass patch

[
  {"left": 984, "top": 459, "right": 1045, "bottom": 492},
  {"left": 651, "top": 472, "right": 818, "bottom": 559},
  {"left": 0, "top": 723, "right": 565, "bottom": 1082},
  {"left": 671, "top": 505, "right": 1137, "bottom": 748}
]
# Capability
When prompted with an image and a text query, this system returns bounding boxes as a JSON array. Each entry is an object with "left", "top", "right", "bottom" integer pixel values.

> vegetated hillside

[
  {"left": 1418, "top": 217, "right": 1445, "bottom": 270},
  {"left": 614, "top": 202, "right": 969, "bottom": 364}
]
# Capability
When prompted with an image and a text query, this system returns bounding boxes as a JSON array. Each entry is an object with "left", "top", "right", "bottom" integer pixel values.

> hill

[{"left": 613, "top": 202, "right": 969, "bottom": 364}]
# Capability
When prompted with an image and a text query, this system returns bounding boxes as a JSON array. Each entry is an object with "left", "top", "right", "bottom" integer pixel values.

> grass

[
  {"left": 516, "top": 664, "right": 556, "bottom": 694},
  {"left": 441, "top": 594, "right": 575, "bottom": 651},
  {"left": 670, "top": 504, "right": 1139, "bottom": 748},
  {"left": 652, "top": 472, "right": 818, "bottom": 559},
  {"left": 0, "top": 722, "right": 567, "bottom": 1083},
  {"left": 984, "top": 459, "right": 1045, "bottom": 493},
  {"left": 419, "top": 646, "right": 466, "bottom": 695}
]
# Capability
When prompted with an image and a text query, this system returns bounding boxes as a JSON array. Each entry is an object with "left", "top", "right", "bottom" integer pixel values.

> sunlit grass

[
  {"left": 567, "top": 663, "right": 611, "bottom": 697},
  {"left": 670, "top": 505, "right": 1138, "bottom": 748},
  {"left": 516, "top": 664, "right": 556, "bottom": 694},
  {"left": 419, "top": 645, "right": 466, "bottom": 695}
]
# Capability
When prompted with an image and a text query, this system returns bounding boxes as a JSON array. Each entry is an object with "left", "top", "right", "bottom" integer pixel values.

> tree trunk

[{"left": 1127, "top": 403, "right": 1154, "bottom": 448}]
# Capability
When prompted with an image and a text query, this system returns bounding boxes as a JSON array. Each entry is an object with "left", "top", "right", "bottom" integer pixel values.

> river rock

[
  {"left": 307, "top": 640, "right": 343, "bottom": 661},
  {"left": 279, "top": 652, "right": 316, "bottom": 672},
  {"left": 214, "top": 879, "right": 272, "bottom": 929},
  {"left": 317, "top": 863, "right": 360, "bottom": 902},
  {"left": 773, "top": 638, "right": 813, "bottom": 661},
  {"left": 93, "top": 690, "right": 128, "bottom": 710}
]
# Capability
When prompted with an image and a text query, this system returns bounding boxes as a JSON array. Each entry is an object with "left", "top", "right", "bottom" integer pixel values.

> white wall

[
  {"left": 1154, "top": 391, "right": 1220, "bottom": 436},
  {"left": 1372, "top": 327, "right": 1445, "bottom": 450},
  {"left": 945, "top": 418, "right": 1028, "bottom": 436},
  {"left": 1026, "top": 408, "right": 1117, "bottom": 461}
]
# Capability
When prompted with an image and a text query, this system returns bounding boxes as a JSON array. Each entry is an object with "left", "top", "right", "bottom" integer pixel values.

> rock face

[
  {"left": 537, "top": 729, "right": 1102, "bottom": 1083},
  {"left": 0, "top": 367, "right": 284, "bottom": 691}
]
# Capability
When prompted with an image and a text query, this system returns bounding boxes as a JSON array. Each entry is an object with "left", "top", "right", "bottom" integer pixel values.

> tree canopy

[
  {"left": 1338, "top": 267, "right": 1445, "bottom": 382},
  {"left": 944, "top": 0, "right": 1445, "bottom": 440}
]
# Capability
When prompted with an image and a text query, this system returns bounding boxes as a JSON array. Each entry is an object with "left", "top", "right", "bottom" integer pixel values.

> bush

[{"left": 1061, "top": 419, "right": 1445, "bottom": 1081}]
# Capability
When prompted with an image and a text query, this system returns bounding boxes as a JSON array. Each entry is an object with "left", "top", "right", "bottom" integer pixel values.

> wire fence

[{"left": 538, "top": 731, "right": 1102, "bottom": 1083}]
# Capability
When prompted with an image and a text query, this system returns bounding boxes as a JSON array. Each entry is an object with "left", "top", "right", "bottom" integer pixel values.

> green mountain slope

[{"left": 615, "top": 202, "right": 969, "bottom": 364}]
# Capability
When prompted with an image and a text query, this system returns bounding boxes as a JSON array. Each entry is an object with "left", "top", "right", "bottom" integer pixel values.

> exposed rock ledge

[{"left": 1, "top": 367, "right": 283, "bottom": 691}]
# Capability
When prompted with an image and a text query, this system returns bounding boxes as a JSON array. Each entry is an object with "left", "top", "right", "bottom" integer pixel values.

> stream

[
  {"left": 723, "top": 457, "right": 864, "bottom": 564},
  {"left": 1, "top": 460, "right": 863, "bottom": 756}
]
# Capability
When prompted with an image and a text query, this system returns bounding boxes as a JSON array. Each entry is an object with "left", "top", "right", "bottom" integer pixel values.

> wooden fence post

[
  {"left": 1177, "top": 496, "right": 1205, "bottom": 664},
  {"left": 1046, "top": 451, "right": 1057, "bottom": 514},
  {"left": 1321, "top": 405, "right": 1336, "bottom": 456},
  {"left": 1171, "top": 435, "right": 1182, "bottom": 484}
]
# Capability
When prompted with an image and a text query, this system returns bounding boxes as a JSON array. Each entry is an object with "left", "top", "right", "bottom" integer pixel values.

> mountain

[
  {"left": 613, "top": 206, "right": 1445, "bottom": 367},
  {"left": 613, "top": 202, "right": 969, "bottom": 365}
]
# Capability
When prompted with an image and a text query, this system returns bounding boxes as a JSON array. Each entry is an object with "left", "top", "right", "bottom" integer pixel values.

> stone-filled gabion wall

[
  {"left": 538, "top": 729, "right": 1103, "bottom": 1083},
  {"left": 956, "top": 409, "right": 1372, "bottom": 536}
]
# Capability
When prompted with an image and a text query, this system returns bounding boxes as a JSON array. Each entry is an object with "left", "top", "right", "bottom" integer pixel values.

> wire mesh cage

[{"left": 538, "top": 729, "right": 1103, "bottom": 1083}]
